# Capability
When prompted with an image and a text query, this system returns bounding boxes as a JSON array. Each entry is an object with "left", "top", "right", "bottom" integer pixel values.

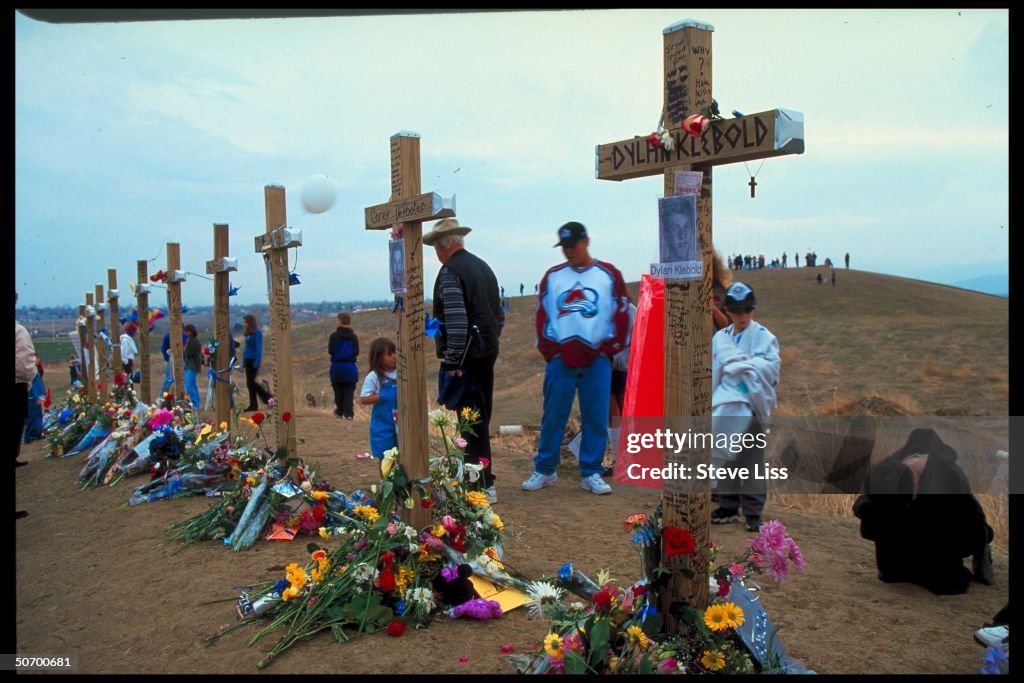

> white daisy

[
  {"left": 525, "top": 581, "right": 565, "bottom": 619},
  {"left": 405, "top": 586, "right": 437, "bottom": 611}
]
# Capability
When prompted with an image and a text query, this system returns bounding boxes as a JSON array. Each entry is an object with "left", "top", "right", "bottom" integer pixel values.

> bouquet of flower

[{"left": 510, "top": 510, "right": 805, "bottom": 674}]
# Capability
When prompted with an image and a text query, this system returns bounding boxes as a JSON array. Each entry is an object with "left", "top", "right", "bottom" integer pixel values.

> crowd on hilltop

[{"left": 727, "top": 251, "right": 850, "bottom": 271}]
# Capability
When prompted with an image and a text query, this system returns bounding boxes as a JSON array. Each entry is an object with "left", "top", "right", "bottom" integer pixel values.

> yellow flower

[
  {"left": 219, "top": 421, "right": 228, "bottom": 431},
  {"left": 318, "top": 527, "right": 331, "bottom": 539},
  {"left": 195, "top": 424, "right": 213, "bottom": 444},
  {"left": 543, "top": 633, "right": 564, "bottom": 660},
  {"left": 417, "top": 544, "right": 439, "bottom": 563},
  {"left": 431, "top": 524, "right": 446, "bottom": 538},
  {"left": 353, "top": 505, "right": 380, "bottom": 523},
  {"left": 311, "top": 490, "right": 329, "bottom": 502},
  {"left": 246, "top": 476, "right": 257, "bottom": 486},
  {"left": 608, "top": 656, "right": 621, "bottom": 673},
  {"left": 490, "top": 513, "right": 504, "bottom": 530},
  {"left": 703, "top": 604, "right": 732, "bottom": 632},
  {"left": 281, "top": 586, "right": 300, "bottom": 601},
  {"left": 466, "top": 491, "right": 490, "bottom": 508},
  {"left": 395, "top": 565, "right": 415, "bottom": 593},
  {"left": 701, "top": 650, "right": 726, "bottom": 671},
  {"left": 460, "top": 406, "right": 480, "bottom": 422},
  {"left": 721, "top": 601, "right": 744, "bottom": 628},
  {"left": 626, "top": 624, "right": 651, "bottom": 650}
]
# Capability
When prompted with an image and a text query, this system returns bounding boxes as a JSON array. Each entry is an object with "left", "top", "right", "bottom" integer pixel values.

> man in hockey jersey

[{"left": 523, "top": 221, "right": 630, "bottom": 496}]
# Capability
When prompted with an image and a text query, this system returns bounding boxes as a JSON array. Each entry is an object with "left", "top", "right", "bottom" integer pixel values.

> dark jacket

[
  {"left": 432, "top": 248, "right": 504, "bottom": 365},
  {"left": 184, "top": 337, "right": 203, "bottom": 373},
  {"left": 852, "top": 428, "right": 992, "bottom": 594},
  {"left": 328, "top": 326, "right": 359, "bottom": 384}
]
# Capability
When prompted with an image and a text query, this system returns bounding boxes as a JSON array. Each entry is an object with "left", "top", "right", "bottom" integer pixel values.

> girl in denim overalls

[{"left": 359, "top": 337, "right": 398, "bottom": 459}]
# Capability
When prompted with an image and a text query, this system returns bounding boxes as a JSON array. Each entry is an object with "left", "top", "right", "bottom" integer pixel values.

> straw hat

[{"left": 422, "top": 217, "right": 472, "bottom": 246}]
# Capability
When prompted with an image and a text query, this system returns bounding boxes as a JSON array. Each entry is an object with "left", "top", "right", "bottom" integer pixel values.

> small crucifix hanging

[{"left": 745, "top": 159, "right": 765, "bottom": 199}]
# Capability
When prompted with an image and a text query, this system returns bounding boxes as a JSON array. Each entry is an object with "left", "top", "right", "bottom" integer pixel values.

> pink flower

[
  {"left": 150, "top": 409, "right": 173, "bottom": 428},
  {"left": 758, "top": 519, "right": 788, "bottom": 552},
  {"left": 657, "top": 657, "right": 678, "bottom": 674},
  {"left": 766, "top": 554, "right": 790, "bottom": 582},
  {"left": 787, "top": 538, "right": 805, "bottom": 572},
  {"left": 441, "top": 515, "right": 457, "bottom": 532},
  {"left": 479, "top": 457, "right": 490, "bottom": 468},
  {"left": 454, "top": 437, "right": 468, "bottom": 448},
  {"left": 730, "top": 563, "right": 746, "bottom": 577},
  {"left": 530, "top": 644, "right": 539, "bottom": 652},
  {"left": 386, "top": 522, "right": 398, "bottom": 536},
  {"left": 267, "top": 397, "right": 278, "bottom": 407},
  {"left": 459, "top": 655, "right": 469, "bottom": 663},
  {"left": 501, "top": 644, "right": 516, "bottom": 654}
]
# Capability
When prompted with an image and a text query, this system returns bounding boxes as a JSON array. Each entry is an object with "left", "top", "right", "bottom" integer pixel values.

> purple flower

[
  {"left": 758, "top": 519, "right": 788, "bottom": 552},
  {"left": 787, "top": 538, "right": 805, "bottom": 572},
  {"left": 441, "top": 565, "right": 459, "bottom": 583},
  {"left": 766, "top": 553, "right": 790, "bottom": 582}
]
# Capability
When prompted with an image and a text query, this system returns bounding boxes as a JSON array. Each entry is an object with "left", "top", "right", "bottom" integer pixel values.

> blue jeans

[
  {"left": 534, "top": 355, "right": 611, "bottom": 478},
  {"left": 161, "top": 361, "right": 174, "bottom": 395},
  {"left": 184, "top": 368, "right": 201, "bottom": 409}
]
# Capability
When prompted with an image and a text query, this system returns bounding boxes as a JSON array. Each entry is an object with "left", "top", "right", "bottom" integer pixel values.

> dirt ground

[{"left": 15, "top": 412, "right": 1008, "bottom": 675}]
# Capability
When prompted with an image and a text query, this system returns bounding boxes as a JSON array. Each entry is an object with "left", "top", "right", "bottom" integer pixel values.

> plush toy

[
  {"left": 431, "top": 564, "right": 479, "bottom": 607},
  {"left": 449, "top": 597, "right": 503, "bottom": 620}
]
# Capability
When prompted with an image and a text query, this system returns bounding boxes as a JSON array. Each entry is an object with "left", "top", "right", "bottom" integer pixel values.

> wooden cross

[
  {"left": 107, "top": 269, "right": 124, "bottom": 383},
  {"left": 84, "top": 292, "right": 98, "bottom": 400},
  {"left": 135, "top": 260, "right": 152, "bottom": 404},
  {"left": 207, "top": 223, "right": 236, "bottom": 433},
  {"left": 77, "top": 303, "right": 95, "bottom": 401},
  {"left": 596, "top": 20, "right": 803, "bottom": 625},
  {"left": 165, "top": 243, "right": 186, "bottom": 403},
  {"left": 256, "top": 187, "right": 299, "bottom": 457},
  {"left": 93, "top": 285, "right": 109, "bottom": 401},
  {"left": 748, "top": 176, "right": 757, "bottom": 199},
  {"left": 364, "top": 132, "right": 455, "bottom": 530}
]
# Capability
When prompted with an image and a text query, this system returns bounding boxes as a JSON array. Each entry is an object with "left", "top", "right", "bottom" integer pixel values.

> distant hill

[{"left": 950, "top": 273, "right": 1008, "bottom": 298}]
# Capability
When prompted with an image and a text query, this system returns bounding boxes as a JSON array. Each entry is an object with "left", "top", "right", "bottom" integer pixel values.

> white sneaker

[
  {"left": 522, "top": 472, "right": 558, "bottom": 491},
  {"left": 485, "top": 485, "right": 498, "bottom": 504},
  {"left": 581, "top": 473, "right": 612, "bottom": 495},
  {"left": 975, "top": 625, "right": 1009, "bottom": 649}
]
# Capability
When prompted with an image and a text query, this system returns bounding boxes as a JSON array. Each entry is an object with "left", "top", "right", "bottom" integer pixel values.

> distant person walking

[
  {"left": 242, "top": 314, "right": 274, "bottom": 411},
  {"left": 794, "top": 252, "right": 800, "bottom": 268},
  {"left": 520, "top": 282, "right": 525, "bottom": 296},
  {"left": 183, "top": 324, "right": 203, "bottom": 409},
  {"left": 328, "top": 311, "right": 359, "bottom": 420},
  {"left": 831, "top": 269, "right": 836, "bottom": 287},
  {"left": 845, "top": 252, "right": 850, "bottom": 269}
]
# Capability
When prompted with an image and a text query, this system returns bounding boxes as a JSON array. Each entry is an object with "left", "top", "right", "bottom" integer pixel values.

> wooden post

[
  {"left": 107, "top": 269, "right": 123, "bottom": 382},
  {"left": 166, "top": 243, "right": 186, "bottom": 403},
  {"left": 595, "top": 19, "right": 804, "bottom": 625},
  {"left": 363, "top": 132, "right": 450, "bottom": 531},
  {"left": 207, "top": 223, "right": 235, "bottom": 432},
  {"left": 136, "top": 260, "right": 152, "bottom": 404},
  {"left": 77, "top": 304, "right": 94, "bottom": 402},
  {"left": 85, "top": 293, "right": 98, "bottom": 401},
  {"left": 260, "top": 186, "right": 296, "bottom": 457},
  {"left": 94, "top": 285, "right": 109, "bottom": 402}
]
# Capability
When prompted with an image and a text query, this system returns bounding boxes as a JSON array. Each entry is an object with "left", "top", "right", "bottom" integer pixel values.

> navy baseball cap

[{"left": 555, "top": 221, "right": 587, "bottom": 247}]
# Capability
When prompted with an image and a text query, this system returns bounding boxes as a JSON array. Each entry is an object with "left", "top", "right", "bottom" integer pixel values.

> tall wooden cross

[
  {"left": 77, "top": 303, "right": 95, "bottom": 401},
  {"left": 364, "top": 132, "right": 456, "bottom": 530},
  {"left": 165, "top": 243, "right": 186, "bottom": 404},
  {"left": 84, "top": 292, "right": 98, "bottom": 400},
  {"left": 256, "top": 186, "right": 300, "bottom": 457},
  {"left": 106, "top": 269, "right": 124, "bottom": 385},
  {"left": 93, "top": 285, "right": 109, "bottom": 401},
  {"left": 207, "top": 223, "right": 236, "bottom": 432},
  {"left": 595, "top": 20, "right": 804, "bottom": 624},
  {"left": 135, "top": 260, "right": 152, "bottom": 405}
]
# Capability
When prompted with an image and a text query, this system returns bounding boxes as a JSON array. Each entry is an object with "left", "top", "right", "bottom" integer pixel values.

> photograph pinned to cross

[
  {"left": 388, "top": 239, "right": 406, "bottom": 294},
  {"left": 652, "top": 192, "right": 702, "bottom": 280}
]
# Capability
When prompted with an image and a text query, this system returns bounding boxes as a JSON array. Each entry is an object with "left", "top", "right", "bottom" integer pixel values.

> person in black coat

[{"left": 853, "top": 428, "right": 994, "bottom": 595}]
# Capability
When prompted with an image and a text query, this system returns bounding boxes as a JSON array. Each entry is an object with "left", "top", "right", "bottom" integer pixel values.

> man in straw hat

[
  {"left": 423, "top": 217, "right": 504, "bottom": 503},
  {"left": 523, "top": 221, "right": 630, "bottom": 496}
]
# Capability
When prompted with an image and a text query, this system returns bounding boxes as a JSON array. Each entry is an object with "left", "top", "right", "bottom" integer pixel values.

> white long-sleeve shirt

[
  {"left": 15, "top": 323, "right": 37, "bottom": 384},
  {"left": 120, "top": 333, "right": 139, "bottom": 361}
]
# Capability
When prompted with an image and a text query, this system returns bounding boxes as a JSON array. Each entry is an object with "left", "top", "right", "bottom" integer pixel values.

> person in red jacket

[{"left": 522, "top": 222, "right": 630, "bottom": 496}]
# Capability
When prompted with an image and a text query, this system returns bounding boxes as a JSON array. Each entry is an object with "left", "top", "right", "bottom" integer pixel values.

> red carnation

[
  {"left": 312, "top": 503, "right": 327, "bottom": 523},
  {"left": 662, "top": 526, "right": 696, "bottom": 557},
  {"left": 386, "top": 619, "right": 406, "bottom": 637},
  {"left": 593, "top": 587, "right": 615, "bottom": 610},
  {"left": 631, "top": 584, "right": 647, "bottom": 598},
  {"left": 251, "top": 412, "right": 265, "bottom": 426},
  {"left": 420, "top": 497, "right": 435, "bottom": 509},
  {"left": 647, "top": 131, "right": 663, "bottom": 149},
  {"left": 377, "top": 569, "right": 396, "bottom": 593},
  {"left": 281, "top": 411, "right": 292, "bottom": 423},
  {"left": 717, "top": 577, "right": 731, "bottom": 597}
]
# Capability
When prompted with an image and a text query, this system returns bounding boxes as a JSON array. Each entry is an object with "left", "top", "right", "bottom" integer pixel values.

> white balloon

[{"left": 300, "top": 174, "right": 337, "bottom": 214}]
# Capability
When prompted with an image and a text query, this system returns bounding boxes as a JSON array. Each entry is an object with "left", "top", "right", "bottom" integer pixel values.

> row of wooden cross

[{"left": 68, "top": 20, "right": 802, "bottom": 623}]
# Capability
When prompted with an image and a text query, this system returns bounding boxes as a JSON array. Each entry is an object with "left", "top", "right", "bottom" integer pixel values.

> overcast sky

[{"left": 15, "top": 9, "right": 1008, "bottom": 309}]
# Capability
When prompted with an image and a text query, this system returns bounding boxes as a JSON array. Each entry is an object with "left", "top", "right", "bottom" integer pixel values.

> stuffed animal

[
  {"left": 449, "top": 597, "right": 503, "bottom": 620},
  {"left": 431, "top": 564, "right": 479, "bottom": 607}
]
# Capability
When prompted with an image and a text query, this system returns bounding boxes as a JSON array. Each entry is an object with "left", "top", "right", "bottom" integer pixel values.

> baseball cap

[{"left": 554, "top": 221, "right": 587, "bottom": 247}]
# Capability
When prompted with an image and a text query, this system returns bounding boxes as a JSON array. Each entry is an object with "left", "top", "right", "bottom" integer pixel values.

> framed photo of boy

[{"left": 389, "top": 239, "right": 406, "bottom": 294}]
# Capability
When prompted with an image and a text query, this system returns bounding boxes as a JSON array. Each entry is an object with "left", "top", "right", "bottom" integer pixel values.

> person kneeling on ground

[{"left": 853, "top": 427, "right": 994, "bottom": 595}]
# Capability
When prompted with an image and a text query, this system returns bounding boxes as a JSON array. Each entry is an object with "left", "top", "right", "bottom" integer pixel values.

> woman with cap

[{"left": 709, "top": 282, "right": 781, "bottom": 532}]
